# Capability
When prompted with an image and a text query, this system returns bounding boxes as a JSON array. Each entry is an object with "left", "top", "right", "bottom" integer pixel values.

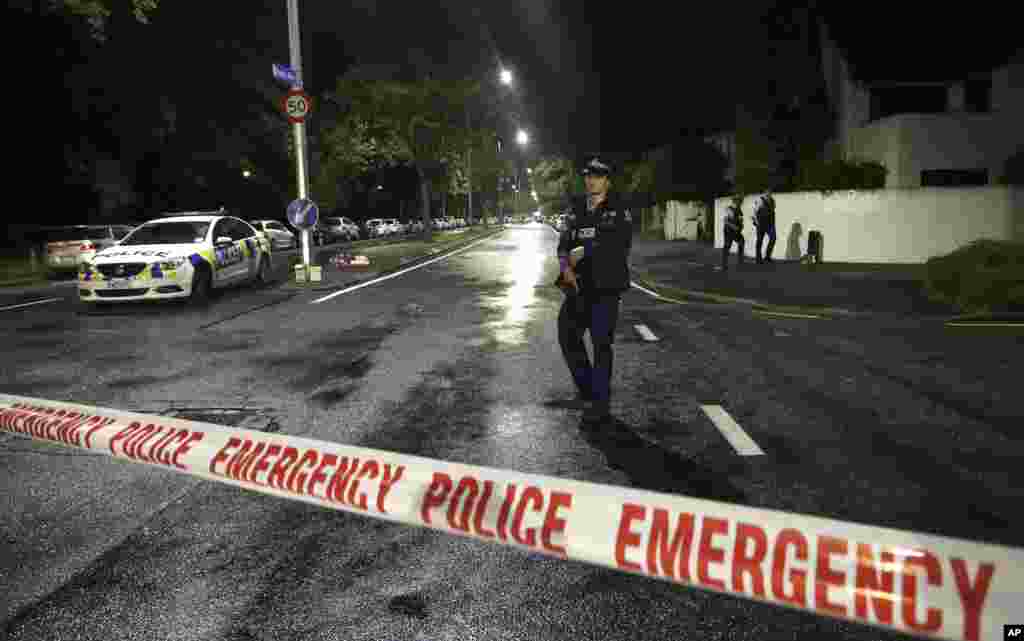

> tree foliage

[
  {"left": 529, "top": 155, "right": 575, "bottom": 213},
  {"left": 45, "top": 0, "right": 159, "bottom": 40},
  {"left": 323, "top": 68, "right": 483, "bottom": 231}
]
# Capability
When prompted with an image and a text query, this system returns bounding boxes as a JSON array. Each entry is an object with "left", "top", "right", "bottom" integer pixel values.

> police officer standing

[
  {"left": 754, "top": 191, "right": 777, "bottom": 264},
  {"left": 556, "top": 156, "right": 632, "bottom": 423},
  {"left": 722, "top": 195, "right": 746, "bottom": 271}
]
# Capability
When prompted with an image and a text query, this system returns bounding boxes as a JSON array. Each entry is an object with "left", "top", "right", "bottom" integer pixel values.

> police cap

[{"left": 581, "top": 156, "right": 612, "bottom": 177}]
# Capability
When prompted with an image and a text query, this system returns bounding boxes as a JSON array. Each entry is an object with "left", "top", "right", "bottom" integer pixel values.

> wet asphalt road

[{"left": 1, "top": 223, "right": 1023, "bottom": 641}]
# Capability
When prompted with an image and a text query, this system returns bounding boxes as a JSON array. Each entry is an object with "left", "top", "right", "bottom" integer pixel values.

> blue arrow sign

[
  {"left": 287, "top": 198, "right": 318, "bottom": 229},
  {"left": 273, "top": 63, "right": 300, "bottom": 88}
]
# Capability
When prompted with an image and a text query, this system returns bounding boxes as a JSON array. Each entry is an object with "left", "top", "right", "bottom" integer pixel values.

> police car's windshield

[{"left": 121, "top": 221, "right": 211, "bottom": 245}]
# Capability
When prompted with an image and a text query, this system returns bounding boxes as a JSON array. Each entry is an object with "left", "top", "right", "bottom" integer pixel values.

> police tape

[{"left": 0, "top": 393, "right": 1019, "bottom": 641}]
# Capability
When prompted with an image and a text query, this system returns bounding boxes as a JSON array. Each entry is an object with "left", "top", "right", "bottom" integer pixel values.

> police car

[{"left": 78, "top": 211, "right": 272, "bottom": 304}]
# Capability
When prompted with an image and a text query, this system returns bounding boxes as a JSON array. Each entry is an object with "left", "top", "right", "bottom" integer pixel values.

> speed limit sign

[{"left": 281, "top": 88, "right": 313, "bottom": 124}]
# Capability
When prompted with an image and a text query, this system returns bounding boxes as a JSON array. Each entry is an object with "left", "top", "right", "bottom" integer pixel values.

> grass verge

[
  {"left": 923, "top": 239, "right": 1024, "bottom": 314},
  {"left": 0, "top": 255, "right": 51, "bottom": 288},
  {"left": 289, "top": 228, "right": 501, "bottom": 275}
]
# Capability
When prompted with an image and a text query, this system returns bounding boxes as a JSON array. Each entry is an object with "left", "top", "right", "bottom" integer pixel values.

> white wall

[
  {"left": 663, "top": 201, "right": 705, "bottom": 240},
  {"left": 715, "top": 186, "right": 1024, "bottom": 263}
]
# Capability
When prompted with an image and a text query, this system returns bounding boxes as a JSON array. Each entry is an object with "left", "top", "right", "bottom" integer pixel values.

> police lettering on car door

[{"left": 215, "top": 242, "right": 243, "bottom": 269}]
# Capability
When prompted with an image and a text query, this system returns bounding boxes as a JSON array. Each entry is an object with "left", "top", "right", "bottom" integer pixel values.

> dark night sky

[
  {"left": 300, "top": 1, "right": 1022, "bottom": 157},
  {"left": 10, "top": 0, "right": 1024, "bottom": 181}
]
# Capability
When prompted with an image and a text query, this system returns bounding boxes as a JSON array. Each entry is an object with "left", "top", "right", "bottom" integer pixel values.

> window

[
  {"left": 122, "top": 222, "right": 211, "bottom": 245},
  {"left": 870, "top": 85, "right": 948, "bottom": 121},
  {"left": 267, "top": 222, "right": 285, "bottom": 231},
  {"left": 965, "top": 77, "right": 991, "bottom": 113},
  {"left": 212, "top": 220, "right": 233, "bottom": 242},
  {"left": 228, "top": 218, "right": 255, "bottom": 240},
  {"left": 921, "top": 169, "right": 989, "bottom": 187}
]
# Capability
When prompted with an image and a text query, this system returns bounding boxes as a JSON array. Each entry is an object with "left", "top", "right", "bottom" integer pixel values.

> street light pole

[{"left": 286, "top": 0, "right": 312, "bottom": 270}]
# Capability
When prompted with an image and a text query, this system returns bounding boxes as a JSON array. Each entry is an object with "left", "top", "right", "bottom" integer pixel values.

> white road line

[
  {"left": 700, "top": 404, "right": 765, "bottom": 456},
  {"left": 942, "top": 321, "right": 1024, "bottom": 327},
  {"left": 311, "top": 233, "right": 500, "bottom": 304},
  {"left": 0, "top": 297, "right": 63, "bottom": 312},
  {"left": 633, "top": 324, "right": 659, "bottom": 341},
  {"left": 753, "top": 309, "right": 823, "bottom": 320}
]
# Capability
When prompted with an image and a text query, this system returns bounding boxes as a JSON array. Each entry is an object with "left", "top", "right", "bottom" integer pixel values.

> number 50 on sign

[{"left": 281, "top": 88, "right": 313, "bottom": 124}]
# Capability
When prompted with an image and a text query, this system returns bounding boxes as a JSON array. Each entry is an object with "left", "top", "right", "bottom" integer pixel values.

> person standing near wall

[
  {"left": 722, "top": 195, "right": 746, "bottom": 271},
  {"left": 755, "top": 190, "right": 777, "bottom": 264}
]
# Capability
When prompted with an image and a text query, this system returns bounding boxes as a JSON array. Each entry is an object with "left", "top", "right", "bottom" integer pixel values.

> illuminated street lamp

[
  {"left": 242, "top": 170, "right": 252, "bottom": 178},
  {"left": 516, "top": 129, "right": 529, "bottom": 146},
  {"left": 500, "top": 68, "right": 512, "bottom": 86}
]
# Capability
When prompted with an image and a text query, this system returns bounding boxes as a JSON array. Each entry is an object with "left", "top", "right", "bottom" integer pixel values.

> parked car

[
  {"left": 78, "top": 212, "right": 272, "bottom": 305},
  {"left": 365, "top": 218, "right": 386, "bottom": 238},
  {"left": 250, "top": 219, "right": 298, "bottom": 250},
  {"left": 44, "top": 224, "right": 135, "bottom": 273},
  {"left": 408, "top": 220, "right": 424, "bottom": 234},
  {"left": 319, "top": 216, "right": 361, "bottom": 242},
  {"left": 381, "top": 219, "right": 401, "bottom": 236}
]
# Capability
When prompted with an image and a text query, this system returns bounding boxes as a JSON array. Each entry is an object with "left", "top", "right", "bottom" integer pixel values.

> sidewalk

[{"left": 627, "top": 237, "right": 967, "bottom": 320}]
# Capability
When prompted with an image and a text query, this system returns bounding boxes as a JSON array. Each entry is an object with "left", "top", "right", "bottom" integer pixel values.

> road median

[{"left": 281, "top": 226, "right": 506, "bottom": 291}]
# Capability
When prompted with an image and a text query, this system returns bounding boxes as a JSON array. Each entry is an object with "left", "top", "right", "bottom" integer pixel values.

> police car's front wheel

[{"left": 189, "top": 266, "right": 212, "bottom": 304}]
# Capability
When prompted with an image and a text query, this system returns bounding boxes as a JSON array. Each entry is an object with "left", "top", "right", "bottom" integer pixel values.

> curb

[
  {"left": 630, "top": 267, "right": 868, "bottom": 320},
  {"left": 630, "top": 267, "right": 1024, "bottom": 325}
]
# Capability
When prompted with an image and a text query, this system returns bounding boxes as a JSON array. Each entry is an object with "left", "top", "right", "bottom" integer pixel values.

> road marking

[
  {"left": 633, "top": 324, "right": 659, "bottom": 341},
  {"left": 312, "top": 232, "right": 501, "bottom": 304},
  {"left": 945, "top": 322, "right": 1024, "bottom": 328},
  {"left": 0, "top": 297, "right": 62, "bottom": 312},
  {"left": 700, "top": 404, "right": 765, "bottom": 456},
  {"left": 753, "top": 309, "right": 823, "bottom": 320}
]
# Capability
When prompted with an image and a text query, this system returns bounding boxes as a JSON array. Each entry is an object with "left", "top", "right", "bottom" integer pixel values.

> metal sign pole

[{"left": 287, "top": 0, "right": 311, "bottom": 272}]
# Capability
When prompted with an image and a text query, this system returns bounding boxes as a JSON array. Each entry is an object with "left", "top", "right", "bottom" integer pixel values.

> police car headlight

[{"left": 158, "top": 258, "right": 187, "bottom": 270}]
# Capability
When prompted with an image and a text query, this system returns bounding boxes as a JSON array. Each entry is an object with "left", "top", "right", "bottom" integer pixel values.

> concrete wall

[
  {"left": 663, "top": 201, "right": 705, "bottom": 240},
  {"left": 846, "top": 112, "right": 1021, "bottom": 188},
  {"left": 715, "top": 186, "right": 1024, "bottom": 263}
]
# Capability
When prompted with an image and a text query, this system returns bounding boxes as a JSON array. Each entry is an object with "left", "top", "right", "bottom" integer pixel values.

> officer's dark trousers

[
  {"left": 558, "top": 290, "right": 620, "bottom": 403},
  {"left": 722, "top": 231, "right": 745, "bottom": 268},
  {"left": 756, "top": 226, "right": 776, "bottom": 262}
]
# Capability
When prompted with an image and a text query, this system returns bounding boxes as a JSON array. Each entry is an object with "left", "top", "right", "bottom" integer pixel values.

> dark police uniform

[
  {"left": 755, "top": 194, "right": 777, "bottom": 264},
  {"left": 556, "top": 157, "right": 632, "bottom": 421},
  {"left": 722, "top": 202, "right": 745, "bottom": 270}
]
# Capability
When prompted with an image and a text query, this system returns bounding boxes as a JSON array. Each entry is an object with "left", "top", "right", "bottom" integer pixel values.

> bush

[
  {"left": 924, "top": 239, "right": 1024, "bottom": 313},
  {"left": 795, "top": 158, "right": 888, "bottom": 192},
  {"left": 1000, "top": 148, "right": 1024, "bottom": 185}
]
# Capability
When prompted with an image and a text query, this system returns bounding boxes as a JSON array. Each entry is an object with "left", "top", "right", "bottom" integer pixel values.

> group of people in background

[{"left": 721, "top": 192, "right": 776, "bottom": 271}]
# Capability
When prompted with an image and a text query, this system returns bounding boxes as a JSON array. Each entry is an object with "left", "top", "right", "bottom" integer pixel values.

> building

[{"left": 819, "top": 20, "right": 1024, "bottom": 188}]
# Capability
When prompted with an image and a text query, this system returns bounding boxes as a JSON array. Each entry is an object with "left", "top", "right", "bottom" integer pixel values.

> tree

[
  {"left": 531, "top": 155, "right": 576, "bottom": 214},
  {"left": 330, "top": 67, "right": 482, "bottom": 239},
  {"left": 35, "top": 0, "right": 160, "bottom": 40},
  {"left": 313, "top": 115, "right": 408, "bottom": 214}
]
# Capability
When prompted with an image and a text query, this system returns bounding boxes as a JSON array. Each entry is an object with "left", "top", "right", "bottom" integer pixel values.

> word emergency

[
  {"left": 614, "top": 503, "right": 996, "bottom": 641},
  {"left": 0, "top": 402, "right": 117, "bottom": 449},
  {"left": 420, "top": 472, "right": 573, "bottom": 556},
  {"left": 208, "top": 437, "right": 404, "bottom": 513}
]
